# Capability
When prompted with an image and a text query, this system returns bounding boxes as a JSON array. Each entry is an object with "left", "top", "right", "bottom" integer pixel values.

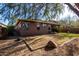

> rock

[
  {"left": 15, "top": 38, "right": 21, "bottom": 41},
  {"left": 44, "top": 41, "right": 57, "bottom": 51}
]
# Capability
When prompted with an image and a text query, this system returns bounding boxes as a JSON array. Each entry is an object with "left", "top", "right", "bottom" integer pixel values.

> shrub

[
  {"left": 51, "top": 26, "right": 59, "bottom": 32},
  {"left": 0, "top": 26, "right": 8, "bottom": 38},
  {"left": 7, "top": 25, "right": 15, "bottom": 36}
]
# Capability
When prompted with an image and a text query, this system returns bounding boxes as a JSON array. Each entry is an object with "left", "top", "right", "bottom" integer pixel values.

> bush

[
  {"left": 7, "top": 26, "right": 15, "bottom": 36},
  {"left": 0, "top": 26, "right": 8, "bottom": 38},
  {"left": 51, "top": 26, "right": 59, "bottom": 32}
]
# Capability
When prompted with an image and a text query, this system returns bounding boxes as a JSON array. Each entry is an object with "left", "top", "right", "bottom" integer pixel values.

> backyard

[
  {"left": 0, "top": 3, "right": 79, "bottom": 56},
  {"left": 0, "top": 33, "right": 79, "bottom": 56}
]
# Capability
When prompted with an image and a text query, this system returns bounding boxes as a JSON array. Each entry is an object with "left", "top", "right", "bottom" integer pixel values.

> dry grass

[{"left": 0, "top": 33, "right": 79, "bottom": 56}]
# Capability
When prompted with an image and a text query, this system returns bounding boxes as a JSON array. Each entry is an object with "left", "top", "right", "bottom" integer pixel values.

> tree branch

[{"left": 65, "top": 3, "right": 79, "bottom": 17}]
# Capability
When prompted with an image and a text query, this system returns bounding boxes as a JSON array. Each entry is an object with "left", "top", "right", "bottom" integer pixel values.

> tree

[
  {"left": 65, "top": 3, "right": 79, "bottom": 17},
  {"left": 0, "top": 3, "right": 64, "bottom": 25}
]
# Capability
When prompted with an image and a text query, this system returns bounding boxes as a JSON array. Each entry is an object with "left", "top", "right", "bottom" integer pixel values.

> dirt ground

[{"left": 0, "top": 34, "right": 79, "bottom": 56}]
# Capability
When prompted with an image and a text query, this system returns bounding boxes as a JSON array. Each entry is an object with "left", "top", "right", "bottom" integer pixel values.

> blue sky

[{"left": 0, "top": 4, "right": 79, "bottom": 25}]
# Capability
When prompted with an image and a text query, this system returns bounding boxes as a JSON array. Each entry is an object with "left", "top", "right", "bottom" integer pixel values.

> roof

[
  {"left": 16, "top": 19, "right": 60, "bottom": 26},
  {"left": 0, "top": 23, "right": 7, "bottom": 28}
]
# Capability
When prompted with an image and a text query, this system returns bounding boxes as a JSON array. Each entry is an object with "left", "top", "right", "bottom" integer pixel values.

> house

[
  {"left": 15, "top": 19, "right": 59, "bottom": 36},
  {"left": 0, "top": 23, "right": 7, "bottom": 38}
]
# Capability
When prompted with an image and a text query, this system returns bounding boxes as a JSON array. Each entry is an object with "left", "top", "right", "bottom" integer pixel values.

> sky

[
  {"left": 0, "top": 4, "right": 79, "bottom": 25},
  {"left": 59, "top": 4, "right": 79, "bottom": 21}
]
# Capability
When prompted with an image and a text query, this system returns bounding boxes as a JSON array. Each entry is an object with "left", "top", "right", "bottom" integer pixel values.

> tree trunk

[
  {"left": 75, "top": 3, "right": 79, "bottom": 9},
  {"left": 65, "top": 3, "right": 79, "bottom": 17}
]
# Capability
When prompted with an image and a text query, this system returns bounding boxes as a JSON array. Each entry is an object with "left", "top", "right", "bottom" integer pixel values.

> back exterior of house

[
  {"left": 15, "top": 19, "right": 59, "bottom": 36},
  {"left": 0, "top": 23, "right": 7, "bottom": 38}
]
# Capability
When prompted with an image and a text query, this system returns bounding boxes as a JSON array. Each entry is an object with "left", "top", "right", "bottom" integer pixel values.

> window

[
  {"left": 37, "top": 23, "right": 40, "bottom": 27},
  {"left": 25, "top": 23, "right": 29, "bottom": 28},
  {"left": 22, "top": 23, "right": 29, "bottom": 30},
  {"left": 48, "top": 27, "right": 51, "bottom": 30},
  {"left": 42, "top": 24, "right": 46, "bottom": 28},
  {"left": 37, "top": 23, "right": 40, "bottom": 30},
  {"left": 48, "top": 25, "right": 51, "bottom": 30}
]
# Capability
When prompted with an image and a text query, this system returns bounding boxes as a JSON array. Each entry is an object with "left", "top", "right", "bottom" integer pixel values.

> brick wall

[{"left": 15, "top": 21, "right": 52, "bottom": 36}]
